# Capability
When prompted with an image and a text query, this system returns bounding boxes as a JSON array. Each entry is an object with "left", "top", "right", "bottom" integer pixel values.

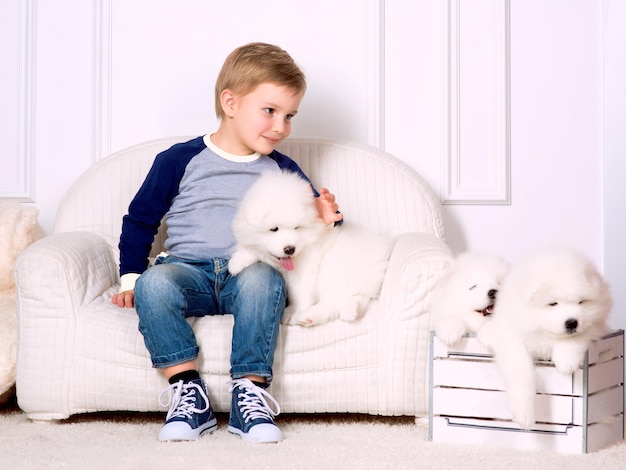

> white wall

[
  {"left": 604, "top": 0, "right": 626, "bottom": 335},
  {"left": 2, "top": 1, "right": 621, "bottom": 332}
]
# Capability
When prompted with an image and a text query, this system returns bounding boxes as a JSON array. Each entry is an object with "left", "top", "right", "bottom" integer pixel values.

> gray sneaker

[{"left": 158, "top": 378, "right": 217, "bottom": 441}]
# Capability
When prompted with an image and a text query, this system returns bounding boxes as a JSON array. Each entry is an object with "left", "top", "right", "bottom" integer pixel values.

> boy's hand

[
  {"left": 112, "top": 290, "right": 135, "bottom": 308},
  {"left": 315, "top": 188, "right": 343, "bottom": 225}
]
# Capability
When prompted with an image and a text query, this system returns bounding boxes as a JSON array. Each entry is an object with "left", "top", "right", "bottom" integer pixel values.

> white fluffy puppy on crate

[
  {"left": 431, "top": 252, "right": 510, "bottom": 346},
  {"left": 477, "top": 246, "right": 613, "bottom": 429}
]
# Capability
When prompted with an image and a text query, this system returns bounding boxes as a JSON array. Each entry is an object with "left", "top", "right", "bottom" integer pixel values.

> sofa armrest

[
  {"left": 14, "top": 232, "right": 119, "bottom": 420},
  {"left": 15, "top": 231, "right": 118, "bottom": 312},
  {"left": 379, "top": 232, "right": 453, "bottom": 321}
]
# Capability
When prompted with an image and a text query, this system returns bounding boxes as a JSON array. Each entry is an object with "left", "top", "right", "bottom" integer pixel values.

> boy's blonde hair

[{"left": 215, "top": 42, "right": 307, "bottom": 119}]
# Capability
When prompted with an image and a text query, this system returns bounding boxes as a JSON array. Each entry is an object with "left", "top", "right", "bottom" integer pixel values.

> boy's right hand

[
  {"left": 112, "top": 290, "right": 135, "bottom": 308},
  {"left": 315, "top": 188, "right": 343, "bottom": 225}
]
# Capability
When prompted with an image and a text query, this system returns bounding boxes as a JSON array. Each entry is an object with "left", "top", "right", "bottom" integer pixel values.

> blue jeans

[{"left": 134, "top": 256, "right": 286, "bottom": 384}]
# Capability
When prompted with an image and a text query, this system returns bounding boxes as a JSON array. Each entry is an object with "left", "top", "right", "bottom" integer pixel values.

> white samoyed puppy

[
  {"left": 431, "top": 252, "right": 510, "bottom": 346},
  {"left": 477, "top": 247, "right": 612, "bottom": 429},
  {"left": 228, "top": 171, "right": 392, "bottom": 327}
]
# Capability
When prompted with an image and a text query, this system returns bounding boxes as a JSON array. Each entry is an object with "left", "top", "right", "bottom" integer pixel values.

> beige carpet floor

[{"left": 0, "top": 399, "right": 624, "bottom": 470}]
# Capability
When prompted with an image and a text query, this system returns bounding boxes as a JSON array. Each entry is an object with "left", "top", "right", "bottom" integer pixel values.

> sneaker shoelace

[
  {"left": 229, "top": 378, "right": 281, "bottom": 424},
  {"left": 159, "top": 380, "right": 210, "bottom": 421}
]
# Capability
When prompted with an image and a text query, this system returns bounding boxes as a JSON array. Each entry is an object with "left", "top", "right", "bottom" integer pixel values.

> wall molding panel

[
  {"left": 366, "top": 0, "right": 385, "bottom": 149},
  {"left": 93, "top": 0, "right": 112, "bottom": 162},
  {"left": 1, "top": 0, "right": 36, "bottom": 201},
  {"left": 93, "top": 0, "right": 383, "bottom": 155},
  {"left": 442, "top": 0, "right": 510, "bottom": 205}
]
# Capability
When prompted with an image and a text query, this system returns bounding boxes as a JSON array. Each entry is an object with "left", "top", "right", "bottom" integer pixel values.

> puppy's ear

[
  {"left": 496, "top": 262, "right": 511, "bottom": 281},
  {"left": 242, "top": 198, "right": 272, "bottom": 227},
  {"left": 583, "top": 265, "right": 613, "bottom": 308},
  {"left": 526, "top": 284, "right": 552, "bottom": 307},
  {"left": 584, "top": 265, "right": 605, "bottom": 289}
]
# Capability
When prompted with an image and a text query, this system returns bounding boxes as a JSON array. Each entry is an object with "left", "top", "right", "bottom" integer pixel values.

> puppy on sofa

[{"left": 229, "top": 171, "right": 391, "bottom": 327}]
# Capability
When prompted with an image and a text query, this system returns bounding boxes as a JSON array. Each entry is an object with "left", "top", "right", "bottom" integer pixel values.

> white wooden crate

[{"left": 428, "top": 330, "right": 624, "bottom": 453}]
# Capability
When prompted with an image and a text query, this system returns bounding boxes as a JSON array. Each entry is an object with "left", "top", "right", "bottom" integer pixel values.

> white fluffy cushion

[{"left": 0, "top": 202, "right": 42, "bottom": 404}]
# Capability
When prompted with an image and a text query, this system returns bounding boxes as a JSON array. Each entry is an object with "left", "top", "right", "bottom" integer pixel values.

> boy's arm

[
  {"left": 119, "top": 137, "right": 204, "bottom": 279},
  {"left": 113, "top": 172, "right": 169, "bottom": 308},
  {"left": 115, "top": 141, "right": 199, "bottom": 308},
  {"left": 118, "top": 153, "right": 177, "bottom": 277}
]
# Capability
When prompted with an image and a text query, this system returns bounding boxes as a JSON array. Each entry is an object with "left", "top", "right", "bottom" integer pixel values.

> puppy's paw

[
  {"left": 281, "top": 306, "right": 299, "bottom": 325},
  {"left": 512, "top": 408, "right": 536, "bottom": 431},
  {"left": 228, "top": 249, "right": 256, "bottom": 276},
  {"left": 296, "top": 316, "right": 316, "bottom": 327},
  {"left": 296, "top": 304, "right": 336, "bottom": 327},
  {"left": 338, "top": 296, "right": 369, "bottom": 322},
  {"left": 434, "top": 318, "right": 467, "bottom": 346},
  {"left": 296, "top": 312, "right": 324, "bottom": 327},
  {"left": 552, "top": 352, "right": 583, "bottom": 375},
  {"left": 339, "top": 307, "right": 359, "bottom": 322},
  {"left": 475, "top": 322, "right": 494, "bottom": 350},
  {"left": 509, "top": 398, "right": 536, "bottom": 430},
  {"left": 508, "top": 391, "right": 536, "bottom": 430}
]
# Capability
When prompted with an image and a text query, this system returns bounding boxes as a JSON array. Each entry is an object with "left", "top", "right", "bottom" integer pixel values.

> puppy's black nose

[
  {"left": 565, "top": 318, "right": 578, "bottom": 333},
  {"left": 284, "top": 246, "right": 295, "bottom": 256},
  {"left": 487, "top": 289, "right": 497, "bottom": 300}
]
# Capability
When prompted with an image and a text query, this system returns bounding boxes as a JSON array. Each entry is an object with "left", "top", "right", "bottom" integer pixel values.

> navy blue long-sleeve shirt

[{"left": 118, "top": 135, "right": 313, "bottom": 288}]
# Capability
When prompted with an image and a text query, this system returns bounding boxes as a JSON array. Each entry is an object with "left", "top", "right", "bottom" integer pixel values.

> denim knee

[
  {"left": 134, "top": 263, "right": 204, "bottom": 368},
  {"left": 227, "top": 262, "right": 286, "bottom": 382}
]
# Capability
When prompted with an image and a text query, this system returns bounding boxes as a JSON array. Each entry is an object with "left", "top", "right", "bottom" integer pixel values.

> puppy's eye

[
  {"left": 548, "top": 302, "right": 558, "bottom": 307},
  {"left": 578, "top": 300, "right": 586, "bottom": 305},
  {"left": 270, "top": 227, "right": 278, "bottom": 232},
  {"left": 469, "top": 285, "right": 477, "bottom": 291}
]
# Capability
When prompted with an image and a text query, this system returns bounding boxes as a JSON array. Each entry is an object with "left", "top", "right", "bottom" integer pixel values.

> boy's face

[{"left": 223, "top": 83, "right": 303, "bottom": 156}]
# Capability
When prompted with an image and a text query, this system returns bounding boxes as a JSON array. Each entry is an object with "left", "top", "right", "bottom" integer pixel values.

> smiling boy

[{"left": 112, "top": 42, "right": 342, "bottom": 443}]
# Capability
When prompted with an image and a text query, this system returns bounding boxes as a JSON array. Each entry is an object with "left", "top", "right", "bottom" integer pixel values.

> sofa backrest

[{"left": 54, "top": 136, "right": 445, "bottom": 260}]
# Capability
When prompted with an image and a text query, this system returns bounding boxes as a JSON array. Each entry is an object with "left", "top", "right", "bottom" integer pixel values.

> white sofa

[{"left": 15, "top": 137, "right": 453, "bottom": 421}]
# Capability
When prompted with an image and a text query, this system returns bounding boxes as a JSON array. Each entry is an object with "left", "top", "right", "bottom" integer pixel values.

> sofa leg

[{"left": 26, "top": 414, "right": 70, "bottom": 423}]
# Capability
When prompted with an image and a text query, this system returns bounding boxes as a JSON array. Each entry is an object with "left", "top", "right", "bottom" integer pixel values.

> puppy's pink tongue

[{"left": 280, "top": 257, "right": 294, "bottom": 271}]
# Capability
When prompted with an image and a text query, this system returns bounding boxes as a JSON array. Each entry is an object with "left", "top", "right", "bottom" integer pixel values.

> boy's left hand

[{"left": 315, "top": 188, "right": 343, "bottom": 225}]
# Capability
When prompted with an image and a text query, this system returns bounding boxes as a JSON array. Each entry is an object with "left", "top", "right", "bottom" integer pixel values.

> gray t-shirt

[{"left": 164, "top": 146, "right": 278, "bottom": 260}]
